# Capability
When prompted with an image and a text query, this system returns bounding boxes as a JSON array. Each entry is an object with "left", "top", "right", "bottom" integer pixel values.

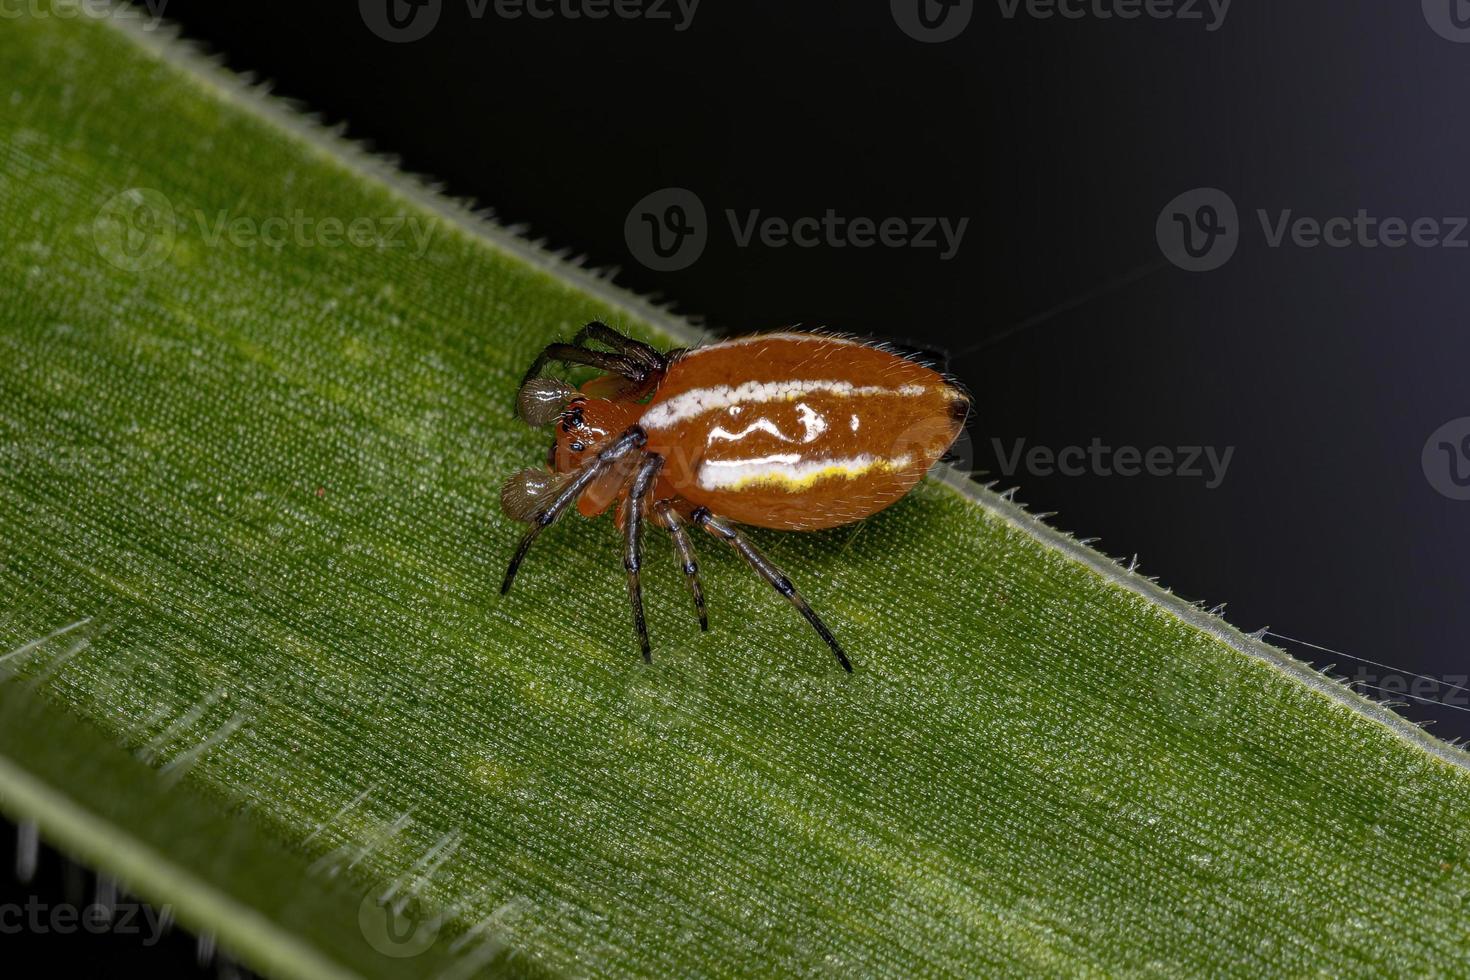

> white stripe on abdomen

[{"left": 642, "top": 380, "right": 928, "bottom": 430}]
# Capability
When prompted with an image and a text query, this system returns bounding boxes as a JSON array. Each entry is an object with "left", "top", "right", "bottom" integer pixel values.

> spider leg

[
  {"left": 622, "top": 453, "right": 665, "bottom": 662},
  {"left": 693, "top": 509, "right": 853, "bottom": 673},
  {"left": 500, "top": 426, "right": 647, "bottom": 594},
  {"left": 654, "top": 499, "right": 707, "bottom": 632},
  {"left": 518, "top": 342, "right": 645, "bottom": 390},
  {"left": 571, "top": 320, "right": 667, "bottom": 375}
]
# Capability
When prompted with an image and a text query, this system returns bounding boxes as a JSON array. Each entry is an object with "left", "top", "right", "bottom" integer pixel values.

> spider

[{"left": 499, "top": 321, "right": 969, "bottom": 671}]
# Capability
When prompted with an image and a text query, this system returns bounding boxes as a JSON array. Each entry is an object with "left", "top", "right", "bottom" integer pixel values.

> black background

[{"left": 9, "top": 1, "right": 1470, "bottom": 972}]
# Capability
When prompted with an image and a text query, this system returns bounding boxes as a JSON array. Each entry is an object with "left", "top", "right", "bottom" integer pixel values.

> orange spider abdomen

[{"left": 637, "top": 333, "right": 968, "bottom": 531}]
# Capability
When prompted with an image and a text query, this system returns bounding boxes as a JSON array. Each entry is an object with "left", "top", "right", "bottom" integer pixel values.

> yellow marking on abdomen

[{"left": 697, "top": 453, "right": 913, "bottom": 492}]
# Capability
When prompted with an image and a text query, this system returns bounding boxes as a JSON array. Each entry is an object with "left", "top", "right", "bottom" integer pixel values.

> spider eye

[
  {"left": 568, "top": 440, "right": 586, "bottom": 453},
  {"left": 516, "top": 378, "right": 578, "bottom": 427}
]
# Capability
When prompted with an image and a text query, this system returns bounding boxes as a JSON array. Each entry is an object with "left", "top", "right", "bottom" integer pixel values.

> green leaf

[{"left": 4, "top": 7, "right": 1470, "bottom": 977}]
